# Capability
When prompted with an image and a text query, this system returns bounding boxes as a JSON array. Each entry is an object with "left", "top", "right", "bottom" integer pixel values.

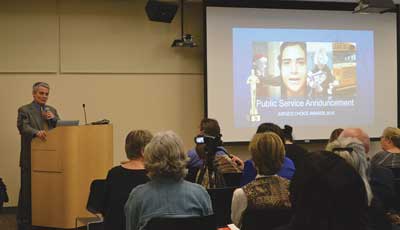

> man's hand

[
  {"left": 36, "top": 130, "right": 47, "bottom": 140},
  {"left": 387, "top": 213, "right": 400, "bottom": 225},
  {"left": 231, "top": 155, "right": 244, "bottom": 170},
  {"left": 46, "top": 111, "right": 55, "bottom": 120}
]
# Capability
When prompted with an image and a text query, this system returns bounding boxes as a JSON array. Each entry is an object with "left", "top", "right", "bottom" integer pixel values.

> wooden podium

[{"left": 31, "top": 125, "right": 113, "bottom": 229}]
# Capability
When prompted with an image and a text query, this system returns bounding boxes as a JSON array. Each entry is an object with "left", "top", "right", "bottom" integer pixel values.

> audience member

[
  {"left": 240, "top": 123, "right": 295, "bottom": 186},
  {"left": 125, "top": 131, "right": 213, "bottom": 230},
  {"left": 232, "top": 132, "right": 291, "bottom": 227},
  {"left": 371, "top": 127, "right": 400, "bottom": 168},
  {"left": 187, "top": 118, "right": 243, "bottom": 188},
  {"left": 326, "top": 138, "right": 373, "bottom": 205},
  {"left": 187, "top": 118, "right": 226, "bottom": 170},
  {"left": 327, "top": 137, "right": 395, "bottom": 230},
  {"left": 282, "top": 124, "right": 309, "bottom": 169},
  {"left": 277, "top": 151, "right": 369, "bottom": 230},
  {"left": 103, "top": 130, "right": 152, "bottom": 230},
  {"left": 339, "top": 128, "right": 371, "bottom": 153}
]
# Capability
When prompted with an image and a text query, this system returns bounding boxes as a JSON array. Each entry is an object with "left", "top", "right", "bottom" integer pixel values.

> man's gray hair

[
  {"left": 144, "top": 131, "right": 188, "bottom": 180},
  {"left": 326, "top": 137, "right": 373, "bottom": 206},
  {"left": 339, "top": 128, "right": 370, "bottom": 153},
  {"left": 32, "top": 82, "right": 50, "bottom": 93}
]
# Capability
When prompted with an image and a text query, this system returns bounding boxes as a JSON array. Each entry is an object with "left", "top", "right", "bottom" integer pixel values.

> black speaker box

[{"left": 145, "top": 1, "right": 178, "bottom": 23}]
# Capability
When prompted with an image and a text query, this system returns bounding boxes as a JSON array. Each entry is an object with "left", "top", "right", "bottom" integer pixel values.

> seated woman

[
  {"left": 125, "top": 131, "right": 213, "bottom": 230},
  {"left": 371, "top": 127, "right": 400, "bottom": 169},
  {"left": 103, "top": 130, "right": 153, "bottom": 230},
  {"left": 277, "top": 151, "right": 369, "bottom": 230},
  {"left": 240, "top": 123, "right": 295, "bottom": 186},
  {"left": 231, "top": 132, "right": 291, "bottom": 227}
]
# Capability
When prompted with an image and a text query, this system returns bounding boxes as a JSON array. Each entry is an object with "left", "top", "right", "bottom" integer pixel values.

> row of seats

[
  {"left": 80, "top": 166, "right": 400, "bottom": 230},
  {"left": 82, "top": 178, "right": 292, "bottom": 230}
]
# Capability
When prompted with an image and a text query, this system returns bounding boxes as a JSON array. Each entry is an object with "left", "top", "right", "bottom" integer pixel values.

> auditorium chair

[
  {"left": 241, "top": 207, "right": 293, "bottom": 230},
  {"left": 145, "top": 215, "right": 216, "bottom": 230},
  {"left": 75, "top": 179, "right": 106, "bottom": 230},
  {"left": 207, "top": 187, "right": 237, "bottom": 227},
  {"left": 222, "top": 172, "right": 242, "bottom": 187},
  {"left": 388, "top": 167, "right": 400, "bottom": 211}
]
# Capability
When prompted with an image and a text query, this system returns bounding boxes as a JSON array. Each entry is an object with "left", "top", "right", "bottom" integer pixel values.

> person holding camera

[{"left": 186, "top": 118, "right": 243, "bottom": 188}]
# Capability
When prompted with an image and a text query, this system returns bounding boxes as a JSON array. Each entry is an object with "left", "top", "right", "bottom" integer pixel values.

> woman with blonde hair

[
  {"left": 371, "top": 127, "right": 400, "bottom": 168},
  {"left": 231, "top": 132, "right": 291, "bottom": 227},
  {"left": 125, "top": 131, "right": 213, "bottom": 230}
]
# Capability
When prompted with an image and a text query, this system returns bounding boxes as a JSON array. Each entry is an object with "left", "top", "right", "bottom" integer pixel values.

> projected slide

[{"left": 233, "top": 28, "right": 374, "bottom": 128}]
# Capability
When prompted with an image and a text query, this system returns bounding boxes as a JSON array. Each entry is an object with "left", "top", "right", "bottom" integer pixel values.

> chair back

[
  {"left": 207, "top": 187, "right": 237, "bottom": 227},
  {"left": 145, "top": 215, "right": 216, "bottom": 230},
  {"left": 389, "top": 167, "right": 400, "bottom": 178},
  {"left": 241, "top": 208, "right": 292, "bottom": 230},
  {"left": 87, "top": 179, "right": 106, "bottom": 214},
  {"left": 222, "top": 173, "right": 242, "bottom": 187},
  {"left": 387, "top": 168, "right": 400, "bottom": 206},
  {"left": 185, "top": 168, "right": 199, "bottom": 183},
  {"left": 0, "top": 177, "right": 8, "bottom": 213}
]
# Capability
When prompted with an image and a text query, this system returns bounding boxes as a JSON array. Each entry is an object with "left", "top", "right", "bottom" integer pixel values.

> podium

[{"left": 31, "top": 125, "right": 113, "bottom": 229}]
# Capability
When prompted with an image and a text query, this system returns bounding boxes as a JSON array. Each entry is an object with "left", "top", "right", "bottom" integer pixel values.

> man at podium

[{"left": 16, "top": 82, "right": 60, "bottom": 230}]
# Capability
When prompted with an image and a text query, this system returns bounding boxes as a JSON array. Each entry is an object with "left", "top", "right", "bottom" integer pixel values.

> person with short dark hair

[
  {"left": 281, "top": 124, "right": 309, "bottom": 169},
  {"left": 17, "top": 82, "right": 60, "bottom": 230},
  {"left": 103, "top": 130, "right": 153, "bottom": 230},
  {"left": 187, "top": 118, "right": 225, "bottom": 171},
  {"left": 187, "top": 118, "right": 243, "bottom": 187},
  {"left": 277, "top": 151, "right": 369, "bottom": 230},
  {"left": 328, "top": 135, "right": 398, "bottom": 229}
]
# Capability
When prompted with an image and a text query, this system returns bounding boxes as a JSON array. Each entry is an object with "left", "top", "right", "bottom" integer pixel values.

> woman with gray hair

[{"left": 125, "top": 131, "right": 213, "bottom": 230}]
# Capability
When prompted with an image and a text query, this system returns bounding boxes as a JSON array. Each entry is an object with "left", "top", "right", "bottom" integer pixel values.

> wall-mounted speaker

[{"left": 145, "top": 1, "right": 179, "bottom": 23}]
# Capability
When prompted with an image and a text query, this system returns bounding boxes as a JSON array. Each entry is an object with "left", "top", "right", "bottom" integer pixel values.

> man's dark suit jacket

[{"left": 17, "top": 102, "right": 59, "bottom": 167}]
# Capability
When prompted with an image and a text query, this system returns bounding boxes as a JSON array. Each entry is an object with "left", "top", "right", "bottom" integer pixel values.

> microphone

[
  {"left": 82, "top": 104, "right": 88, "bottom": 125},
  {"left": 43, "top": 106, "right": 50, "bottom": 120}
]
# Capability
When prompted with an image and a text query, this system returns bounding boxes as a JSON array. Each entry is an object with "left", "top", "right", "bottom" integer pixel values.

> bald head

[{"left": 339, "top": 128, "right": 370, "bottom": 153}]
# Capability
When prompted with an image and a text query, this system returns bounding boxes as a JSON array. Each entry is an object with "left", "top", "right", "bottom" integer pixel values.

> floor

[{"left": 0, "top": 211, "right": 17, "bottom": 230}]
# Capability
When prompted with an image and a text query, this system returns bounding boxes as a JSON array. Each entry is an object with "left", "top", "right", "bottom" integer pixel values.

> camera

[
  {"left": 195, "top": 136, "right": 206, "bottom": 144},
  {"left": 194, "top": 134, "right": 223, "bottom": 146}
]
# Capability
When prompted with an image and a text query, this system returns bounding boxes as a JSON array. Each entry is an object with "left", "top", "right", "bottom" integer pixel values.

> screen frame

[{"left": 203, "top": 1, "right": 399, "bottom": 144}]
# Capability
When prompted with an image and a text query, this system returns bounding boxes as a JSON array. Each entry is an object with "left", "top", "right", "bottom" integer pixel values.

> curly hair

[{"left": 144, "top": 131, "right": 188, "bottom": 180}]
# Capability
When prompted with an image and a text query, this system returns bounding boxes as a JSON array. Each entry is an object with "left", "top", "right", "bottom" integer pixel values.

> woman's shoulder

[
  {"left": 107, "top": 165, "right": 124, "bottom": 176},
  {"left": 371, "top": 151, "right": 391, "bottom": 162},
  {"left": 182, "top": 180, "right": 209, "bottom": 195},
  {"left": 107, "top": 165, "right": 147, "bottom": 178}
]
